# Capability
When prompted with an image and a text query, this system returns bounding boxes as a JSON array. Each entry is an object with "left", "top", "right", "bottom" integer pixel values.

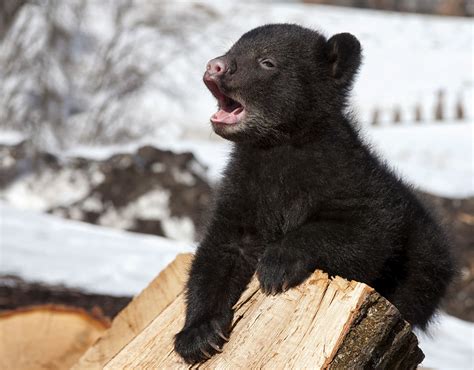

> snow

[
  {"left": 0, "top": 201, "right": 472, "bottom": 368},
  {"left": 366, "top": 121, "right": 473, "bottom": 198},
  {"left": 98, "top": 189, "right": 170, "bottom": 228},
  {"left": 416, "top": 314, "right": 474, "bottom": 369},
  {"left": 0, "top": 130, "right": 25, "bottom": 146},
  {"left": 3, "top": 167, "right": 93, "bottom": 211},
  {"left": 0, "top": 202, "right": 193, "bottom": 296}
]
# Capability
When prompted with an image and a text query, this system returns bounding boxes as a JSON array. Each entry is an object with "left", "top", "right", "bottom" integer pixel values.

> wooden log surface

[
  {"left": 0, "top": 305, "right": 109, "bottom": 370},
  {"left": 73, "top": 253, "right": 193, "bottom": 370},
  {"left": 102, "top": 266, "right": 424, "bottom": 369}
]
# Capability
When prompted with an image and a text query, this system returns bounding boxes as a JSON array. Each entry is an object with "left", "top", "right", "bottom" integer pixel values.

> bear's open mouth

[{"left": 204, "top": 79, "right": 245, "bottom": 125}]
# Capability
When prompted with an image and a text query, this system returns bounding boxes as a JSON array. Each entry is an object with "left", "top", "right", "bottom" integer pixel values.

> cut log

[
  {"left": 0, "top": 305, "right": 109, "bottom": 370},
  {"left": 102, "top": 266, "right": 424, "bottom": 369},
  {"left": 73, "top": 253, "right": 193, "bottom": 370}
]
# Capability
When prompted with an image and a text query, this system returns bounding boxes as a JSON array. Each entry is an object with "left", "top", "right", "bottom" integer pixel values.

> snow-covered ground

[
  {"left": 0, "top": 202, "right": 472, "bottom": 368},
  {"left": 416, "top": 315, "right": 474, "bottom": 369},
  {"left": 0, "top": 202, "right": 193, "bottom": 296},
  {"left": 366, "top": 121, "right": 473, "bottom": 198}
]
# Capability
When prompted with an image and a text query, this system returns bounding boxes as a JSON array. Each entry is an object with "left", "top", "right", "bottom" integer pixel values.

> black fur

[{"left": 174, "top": 24, "right": 455, "bottom": 364}]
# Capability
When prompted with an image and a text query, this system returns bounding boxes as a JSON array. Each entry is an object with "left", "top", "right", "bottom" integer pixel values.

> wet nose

[{"left": 206, "top": 58, "right": 227, "bottom": 76}]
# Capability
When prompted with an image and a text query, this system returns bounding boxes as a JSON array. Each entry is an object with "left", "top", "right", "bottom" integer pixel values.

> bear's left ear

[{"left": 325, "top": 33, "right": 361, "bottom": 86}]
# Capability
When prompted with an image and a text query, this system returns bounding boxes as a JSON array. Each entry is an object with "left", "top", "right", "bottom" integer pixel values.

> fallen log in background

[
  {"left": 74, "top": 253, "right": 424, "bottom": 369},
  {"left": 0, "top": 305, "right": 109, "bottom": 370}
]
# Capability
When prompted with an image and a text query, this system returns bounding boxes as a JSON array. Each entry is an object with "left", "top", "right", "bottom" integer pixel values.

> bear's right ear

[{"left": 325, "top": 33, "right": 361, "bottom": 87}]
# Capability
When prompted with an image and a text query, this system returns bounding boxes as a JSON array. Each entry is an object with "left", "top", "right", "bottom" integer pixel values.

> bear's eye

[{"left": 259, "top": 58, "right": 276, "bottom": 69}]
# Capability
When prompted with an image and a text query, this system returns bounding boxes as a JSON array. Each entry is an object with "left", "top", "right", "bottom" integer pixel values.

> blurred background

[{"left": 0, "top": 0, "right": 472, "bottom": 368}]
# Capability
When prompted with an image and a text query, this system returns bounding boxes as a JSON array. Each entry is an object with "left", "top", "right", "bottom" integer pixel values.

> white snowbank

[
  {"left": 3, "top": 167, "right": 93, "bottom": 211},
  {"left": 417, "top": 314, "right": 474, "bottom": 369},
  {"left": 366, "top": 121, "right": 473, "bottom": 198},
  {"left": 0, "top": 130, "right": 25, "bottom": 146},
  {"left": 0, "top": 202, "right": 194, "bottom": 296}
]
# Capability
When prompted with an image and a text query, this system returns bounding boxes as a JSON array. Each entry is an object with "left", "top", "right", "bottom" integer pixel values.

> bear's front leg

[
  {"left": 257, "top": 242, "right": 316, "bottom": 295},
  {"left": 257, "top": 221, "right": 387, "bottom": 295},
  {"left": 174, "top": 241, "right": 258, "bottom": 364}
]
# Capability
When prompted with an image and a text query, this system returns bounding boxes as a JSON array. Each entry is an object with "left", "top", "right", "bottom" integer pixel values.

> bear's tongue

[
  {"left": 212, "top": 105, "right": 244, "bottom": 125},
  {"left": 203, "top": 78, "right": 245, "bottom": 125}
]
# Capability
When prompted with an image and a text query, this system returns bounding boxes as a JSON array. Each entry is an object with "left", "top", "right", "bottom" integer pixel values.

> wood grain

[
  {"left": 73, "top": 253, "right": 193, "bottom": 370},
  {"left": 103, "top": 267, "right": 423, "bottom": 369},
  {"left": 0, "top": 305, "right": 109, "bottom": 370}
]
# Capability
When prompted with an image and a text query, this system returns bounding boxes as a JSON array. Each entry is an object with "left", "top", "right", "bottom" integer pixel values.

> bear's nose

[{"left": 206, "top": 58, "right": 227, "bottom": 76}]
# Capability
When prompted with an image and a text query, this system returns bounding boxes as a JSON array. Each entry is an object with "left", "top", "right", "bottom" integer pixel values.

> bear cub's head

[{"left": 203, "top": 24, "right": 362, "bottom": 143}]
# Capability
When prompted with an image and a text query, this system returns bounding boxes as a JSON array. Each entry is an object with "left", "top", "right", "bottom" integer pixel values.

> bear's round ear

[{"left": 325, "top": 33, "right": 362, "bottom": 86}]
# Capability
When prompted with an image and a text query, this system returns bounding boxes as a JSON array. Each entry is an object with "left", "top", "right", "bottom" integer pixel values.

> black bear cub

[{"left": 174, "top": 24, "right": 455, "bottom": 364}]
